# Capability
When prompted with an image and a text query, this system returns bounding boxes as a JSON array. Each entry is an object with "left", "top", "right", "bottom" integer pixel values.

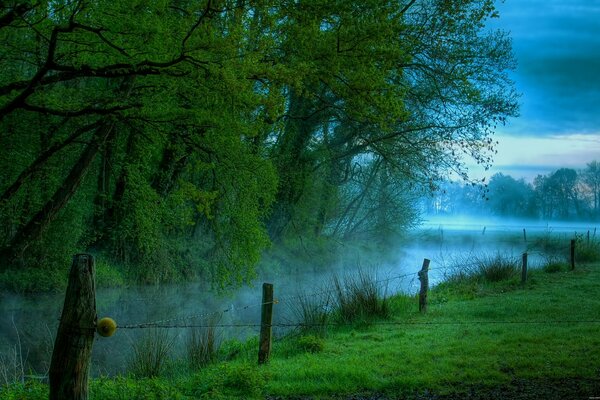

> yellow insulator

[{"left": 96, "top": 317, "right": 117, "bottom": 337}]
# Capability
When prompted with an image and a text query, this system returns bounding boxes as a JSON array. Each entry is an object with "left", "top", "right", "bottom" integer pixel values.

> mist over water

[{"left": 1, "top": 216, "right": 596, "bottom": 377}]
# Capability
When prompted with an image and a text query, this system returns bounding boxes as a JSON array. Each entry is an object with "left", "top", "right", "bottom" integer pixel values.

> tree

[
  {"left": 581, "top": 161, "right": 600, "bottom": 219},
  {"left": 0, "top": 0, "right": 280, "bottom": 284},
  {"left": 486, "top": 173, "right": 536, "bottom": 218},
  {"left": 264, "top": 0, "right": 518, "bottom": 244},
  {"left": 0, "top": 0, "right": 519, "bottom": 288},
  {"left": 534, "top": 168, "right": 581, "bottom": 220}
]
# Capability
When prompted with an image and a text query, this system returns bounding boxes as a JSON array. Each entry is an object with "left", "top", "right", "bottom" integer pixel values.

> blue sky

[{"left": 470, "top": 0, "right": 600, "bottom": 182}]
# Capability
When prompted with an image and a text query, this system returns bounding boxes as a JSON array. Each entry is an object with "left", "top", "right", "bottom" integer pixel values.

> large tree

[{"left": 0, "top": 0, "right": 518, "bottom": 288}]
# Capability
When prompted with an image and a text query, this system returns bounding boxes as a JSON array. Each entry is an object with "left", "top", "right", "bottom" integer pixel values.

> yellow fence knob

[{"left": 96, "top": 317, "right": 117, "bottom": 337}]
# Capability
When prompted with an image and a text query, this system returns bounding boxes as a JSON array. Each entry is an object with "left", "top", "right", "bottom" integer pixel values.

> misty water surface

[{"left": 1, "top": 218, "right": 596, "bottom": 377}]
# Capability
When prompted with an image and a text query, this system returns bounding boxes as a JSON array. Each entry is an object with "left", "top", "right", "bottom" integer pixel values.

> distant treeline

[{"left": 423, "top": 162, "right": 600, "bottom": 221}]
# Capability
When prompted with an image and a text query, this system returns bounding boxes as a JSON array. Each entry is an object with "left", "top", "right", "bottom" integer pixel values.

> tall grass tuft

[
  {"left": 331, "top": 269, "right": 389, "bottom": 324},
  {"left": 475, "top": 253, "right": 520, "bottom": 282},
  {"left": 575, "top": 235, "right": 600, "bottom": 263},
  {"left": 186, "top": 315, "right": 221, "bottom": 370},
  {"left": 128, "top": 329, "right": 175, "bottom": 378},
  {"left": 444, "top": 253, "right": 519, "bottom": 284},
  {"left": 0, "top": 319, "right": 26, "bottom": 386},
  {"left": 288, "top": 292, "right": 331, "bottom": 337}
]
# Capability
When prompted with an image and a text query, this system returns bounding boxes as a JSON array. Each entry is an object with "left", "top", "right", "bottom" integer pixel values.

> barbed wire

[
  {"left": 95, "top": 236, "right": 596, "bottom": 332},
  {"left": 113, "top": 318, "right": 600, "bottom": 330},
  {"left": 118, "top": 300, "right": 278, "bottom": 329}
]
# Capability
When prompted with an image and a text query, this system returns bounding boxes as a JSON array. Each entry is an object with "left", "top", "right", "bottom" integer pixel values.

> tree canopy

[{"left": 0, "top": 0, "right": 518, "bottom": 290}]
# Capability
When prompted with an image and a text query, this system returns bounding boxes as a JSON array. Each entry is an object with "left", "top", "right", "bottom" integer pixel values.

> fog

[{"left": 1, "top": 215, "right": 596, "bottom": 377}]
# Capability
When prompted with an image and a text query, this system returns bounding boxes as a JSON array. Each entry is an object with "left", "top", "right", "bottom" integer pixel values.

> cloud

[
  {"left": 491, "top": 0, "right": 600, "bottom": 136},
  {"left": 465, "top": 132, "right": 600, "bottom": 182}
]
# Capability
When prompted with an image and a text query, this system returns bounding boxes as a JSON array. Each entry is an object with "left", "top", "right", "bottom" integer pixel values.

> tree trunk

[
  {"left": 0, "top": 123, "right": 115, "bottom": 264},
  {"left": 49, "top": 254, "right": 97, "bottom": 400}
]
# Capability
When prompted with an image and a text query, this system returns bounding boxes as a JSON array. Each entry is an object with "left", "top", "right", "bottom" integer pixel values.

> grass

[
  {"left": 331, "top": 269, "right": 390, "bottom": 324},
  {"left": 2, "top": 262, "right": 600, "bottom": 399},
  {"left": 186, "top": 316, "right": 221, "bottom": 370},
  {"left": 127, "top": 329, "right": 176, "bottom": 378}
]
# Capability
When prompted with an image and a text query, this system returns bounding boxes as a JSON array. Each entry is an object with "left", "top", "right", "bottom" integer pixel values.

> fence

[{"left": 47, "top": 234, "right": 597, "bottom": 399}]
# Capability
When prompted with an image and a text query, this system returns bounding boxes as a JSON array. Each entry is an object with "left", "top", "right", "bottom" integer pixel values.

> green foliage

[
  {"left": 190, "top": 362, "right": 267, "bottom": 399},
  {"left": 0, "top": 0, "right": 517, "bottom": 291},
  {"left": 296, "top": 335, "right": 325, "bottom": 354},
  {"left": 0, "top": 381, "right": 47, "bottom": 400},
  {"left": 0, "top": 267, "right": 66, "bottom": 293},
  {"left": 95, "top": 258, "right": 125, "bottom": 288},
  {"left": 91, "top": 376, "right": 186, "bottom": 400},
  {"left": 219, "top": 337, "right": 259, "bottom": 363},
  {"left": 542, "top": 261, "right": 567, "bottom": 273}
]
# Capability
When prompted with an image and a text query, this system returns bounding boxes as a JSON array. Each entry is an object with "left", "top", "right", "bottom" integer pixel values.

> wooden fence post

[
  {"left": 49, "top": 254, "right": 97, "bottom": 400},
  {"left": 523, "top": 228, "right": 527, "bottom": 243},
  {"left": 521, "top": 253, "right": 528, "bottom": 285},
  {"left": 570, "top": 239, "right": 576, "bottom": 270},
  {"left": 258, "top": 283, "right": 274, "bottom": 365},
  {"left": 418, "top": 259, "right": 430, "bottom": 313}
]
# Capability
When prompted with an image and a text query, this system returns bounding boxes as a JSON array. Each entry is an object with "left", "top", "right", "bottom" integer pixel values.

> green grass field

[{"left": 2, "top": 263, "right": 600, "bottom": 399}]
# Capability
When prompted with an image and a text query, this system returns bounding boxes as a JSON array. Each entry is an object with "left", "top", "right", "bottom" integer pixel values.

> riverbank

[{"left": 2, "top": 261, "right": 599, "bottom": 399}]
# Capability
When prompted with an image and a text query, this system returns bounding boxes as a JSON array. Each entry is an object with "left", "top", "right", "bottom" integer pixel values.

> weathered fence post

[
  {"left": 418, "top": 259, "right": 430, "bottom": 313},
  {"left": 258, "top": 282, "right": 274, "bottom": 365},
  {"left": 521, "top": 252, "right": 528, "bottom": 285},
  {"left": 49, "top": 254, "right": 97, "bottom": 400},
  {"left": 523, "top": 228, "right": 527, "bottom": 243},
  {"left": 570, "top": 239, "right": 576, "bottom": 270}
]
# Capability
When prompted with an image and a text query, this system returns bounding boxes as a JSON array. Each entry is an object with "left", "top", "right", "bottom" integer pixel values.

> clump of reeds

[
  {"left": 186, "top": 315, "right": 221, "bottom": 370},
  {"left": 128, "top": 329, "right": 175, "bottom": 378},
  {"left": 288, "top": 292, "right": 331, "bottom": 337},
  {"left": 331, "top": 269, "right": 390, "bottom": 324}
]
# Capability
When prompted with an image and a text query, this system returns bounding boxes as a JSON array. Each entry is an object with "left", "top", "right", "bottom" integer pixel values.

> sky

[{"left": 469, "top": 0, "right": 600, "bottom": 182}]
